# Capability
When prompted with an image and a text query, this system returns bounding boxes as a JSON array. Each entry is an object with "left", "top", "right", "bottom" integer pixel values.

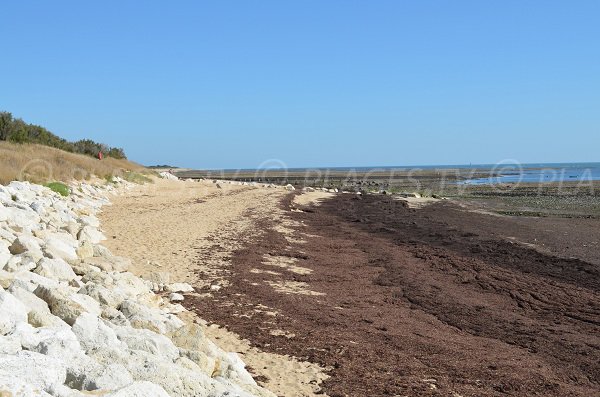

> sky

[{"left": 1, "top": 1, "right": 599, "bottom": 169}]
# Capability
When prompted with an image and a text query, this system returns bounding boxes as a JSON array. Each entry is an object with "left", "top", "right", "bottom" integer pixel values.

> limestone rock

[
  {"left": 76, "top": 242, "right": 94, "bottom": 260},
  {"left": 44, "top": 237, "right": 79, "bottom": 263},
  {"left": 112, "top": 325, "right": 180, "bottom": 361},
  {"left": 34, "top": 285, "right": 101, "bottom": 326},
  {"left": 104, "top": 381, "right": 170, "bottom": 397},
  {"left": 0, "top": 350, "right": 66, "bottom": 393},
  {"left": 72, "top": 313, "right": 124, "bottom": 352},
  {"left": 169, "top": 292, "right": 184, "bottom": 302},
  {"left": 34, "top": 257, "right": 77, "bottom": 282},
  {"left": 165, "top": 282, "right": 194, "bottom": 293},
  {"left": 0, "top": 289, "right": 28, "bottom": 334},
  {"left": 119, "top": 299, "right": 183, "bottom": 334},
  {"left": 0, "top": 376, "right": 53, "bottom": 397},
  {"left": 79, "top": 282, "right": 124, "bottom": 308},
  {"left": 15, "top": 322, "right": 82, "bottom": 361},
  {"left": 8, "top": 234, "right": 43, "bottom": 259},
  {"left": 77, "top": 226, "right": 106, "bottom": 244}
]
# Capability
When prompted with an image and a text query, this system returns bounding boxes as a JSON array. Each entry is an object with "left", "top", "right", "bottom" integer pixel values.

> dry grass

[{"left": 0, "top": 142, "right": 147, "bottom": 184}]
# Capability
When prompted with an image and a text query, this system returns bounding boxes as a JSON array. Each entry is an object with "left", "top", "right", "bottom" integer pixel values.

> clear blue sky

[{"left": 1, "top": 1, "right": 598, "bottom": 169}]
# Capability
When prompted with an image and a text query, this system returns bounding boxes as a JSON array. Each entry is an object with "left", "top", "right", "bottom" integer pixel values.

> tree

[{"left": 0, "top": 112, "right": 14, "bottom": 140}]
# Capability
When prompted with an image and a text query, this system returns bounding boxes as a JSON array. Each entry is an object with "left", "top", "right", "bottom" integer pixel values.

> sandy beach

[
  {"left": 101, "top": 178, "right": 600, "bottom": 397},
  {"left": 100, "top": 179, "right": 330, "bottom": 396}
]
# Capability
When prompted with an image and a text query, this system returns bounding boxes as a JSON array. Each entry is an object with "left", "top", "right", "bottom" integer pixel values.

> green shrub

[
  {"left": 45, "top": 182, "right": 70, "bottom": 197},
  {"left": 122, "top": 171, "right": 153, "bottom": 184}
]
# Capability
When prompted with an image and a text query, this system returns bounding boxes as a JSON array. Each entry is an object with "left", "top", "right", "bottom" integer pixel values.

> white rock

[
  {"left": 82, "top": 363, "right": 134, "bottom": 392},
  {"left": 0, "top": 333, "right": 21, "bottom": 354},
  {"left": 158, "top": 171, "right": 178, "bottom": 181},
  {"left": 0, "top": 204, "right": 9, "bottom": 221},
  {"left": 79, "top": 282, "right": 124, "bottom": 308},
  {"left": 34, "top": 285, "right": 101, "bottom": 326},
  {"left": 0, "top": 240, "right": 11, "bottom": 269},
  {"left": 4, "top": 206, "right": 41, "bottom": 229},
  {"left": 169, "top": 292, "right": 184, "bottom": 302},
  {"left": 8, "top": 234, "right": 43, "bottom": 258},
  {"left": 76, "top": 241, "right": 94, "bottom": 259},
  {"left": 165, "top": 282, "right": 194, "bottom": 293},
  {"left": 13, "top": 270, "right": 59, "bottom": 291},
  {"left": 8, "top": 284, "right": 50, "bottom": 314},
  {"left": 105, "top": 381, "right": 170, "bottom": 397},
  {"left": 112, "top": 325, "right": 180, "bottom": 360},
  {"left": 14, "top": 322, "right": 82, "bottom": 360},
  {"left": 119, "top": 299, "right": 183, "bottom": 334},
  {"left": 79, "top": 215, "right": 100, "bottom": 228},
  {"left": 0, "top": 269, "right": 13, "bottom": 289},
  {"left": 44, "top": 236, "right": 79, "bottom": 263},
  {"left": 72, "top": 312, "right": 124, "bottom": 351},
  {"left": 77, "top": 225, "right": 106, "bottom": 244},
  {"left": 34, "top": 257, "right": 77, "bottom": 282},
  {"left": 0, "top": 350, "right": 66, "bottom": 393},
  {"left": 0, "top": 288, "right": 28, "bottom": 334},
  {"left": 3, "top": 254, "right": 37, "bottom": 272},
  {"left": 0, "top": 376, "right": 53, "bottom": 397},
  {"left": 285, "top": 184, "right": 296, "bottom": 191}
]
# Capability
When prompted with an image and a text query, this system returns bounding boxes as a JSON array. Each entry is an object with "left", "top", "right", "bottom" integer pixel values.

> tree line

[{"left": 0, "top": 111, "right": 127, "bottom": 159}]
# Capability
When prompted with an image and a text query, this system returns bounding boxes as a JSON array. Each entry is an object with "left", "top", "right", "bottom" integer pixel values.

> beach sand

[{"left": 100, "top": 178, "right": 330, "bottom": 396}]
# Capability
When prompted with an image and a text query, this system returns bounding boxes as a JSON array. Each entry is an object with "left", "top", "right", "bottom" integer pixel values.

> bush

[
  {"left": 122, "top": 171, "right": 153, "bottom": 184},
  {"left": 45, "top": 182, "right": 70, "bottom": 197}
]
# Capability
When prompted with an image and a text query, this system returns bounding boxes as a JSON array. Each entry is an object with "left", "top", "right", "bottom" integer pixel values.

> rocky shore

[{"left": 0, "top": 178, "right": 275, "bottom": 397}]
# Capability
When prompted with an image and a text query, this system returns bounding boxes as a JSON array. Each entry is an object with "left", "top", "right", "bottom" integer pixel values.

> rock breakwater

[{"left": 0, "top": 179, "right": 274, "bottom": 397}]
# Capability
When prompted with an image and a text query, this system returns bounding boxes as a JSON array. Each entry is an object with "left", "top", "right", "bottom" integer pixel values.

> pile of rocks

[
  {"left": 0, "top": 180, "right": 273, "bottom": 397},
  {"left": 158, "top": 172, "right": 179, "bottom": 181}
]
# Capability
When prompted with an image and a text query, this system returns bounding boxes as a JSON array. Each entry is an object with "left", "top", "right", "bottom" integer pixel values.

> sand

[{"left": 100, "top": 178, "right": 330, "bottom": 396}]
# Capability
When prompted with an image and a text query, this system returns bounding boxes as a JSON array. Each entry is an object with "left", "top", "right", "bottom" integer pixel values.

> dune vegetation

[{"left": 0, "top": 141, "right": 147, "bottom": 185}]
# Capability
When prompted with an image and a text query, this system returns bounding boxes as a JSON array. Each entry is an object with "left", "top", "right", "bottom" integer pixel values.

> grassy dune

[{"left": 0, "top": 142, "right": 147, "bottom": 184}]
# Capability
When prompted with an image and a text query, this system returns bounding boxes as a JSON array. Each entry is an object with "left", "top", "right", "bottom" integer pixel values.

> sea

[
  {"left": 455, "top": 162, "right": 600, "bottom": 185},
  {"left": 202, "top": 162, "right": 600, "bottom": 185}
]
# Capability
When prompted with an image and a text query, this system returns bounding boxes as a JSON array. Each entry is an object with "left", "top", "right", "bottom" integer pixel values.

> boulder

[
  {"left": 79, "top": 215, "right": 100, "bottom": 228},
  {"left": 9, "top": 284, "right": 50, "bottom": 314},
  {"left": 165, "top": 282, "right": 194, "bottom": 293},
  {"left": 82, "top": 363, "right": 134, "bottom": 392},
  {"left": 0, "top": 241, "right": 11, "bottom": 269},
  {"left": 0, "top": 333, "right": 21, "bottom": 354},
  {"left": 34, "top": 257, "right": 78, "bottom": 282},
  {"left": 44, "top": 237, "right": 79, "bottom": 263},
  {"left": 119, "top": 299, "right": 183, "bottom": 334},
  {"left": 285, "top": 184, "right": 295, "bottom": 191},
  {"left": 169, "top": 292, "right": 184, "bottom": 302},
  {"left": 0, "top": 288, "right": 28, "bottom": 334},
  {"left": 72, "top": 313, "right": 124, "bottom": 352},
  {"left": 0, "top": 376, "right": 53, "bottom": 397},
  {"left": 34, "top": 285, "right": 101, "bottom": 326},
  {"left": 15, "top": 322, "right": 82, "bottom": 360},
  {"left": 13, "top": 270, "right": 59, "bottom": 291},
  {"left": 0, "top": 350, "right": 66, "bottom": 394},
  {"left": 76, "top": 242, "right": 94, "bottom": 260},
  {"left": 79, "top": 282, "right": 124, "bottom": 308},
  {"left": 77, "top": 226, "right": 106, "bottom": 244},
  {"left": 9, "top": 234, "right": 44, "bottom": 259},
  {"left": 105, "top": 381, "right": 170, "bottom": 397},
  {"left": 112, "top": 325, "right": 180, "bottom": 360},
  {"left": 3, "top": 254, "right": 37, "bottom": 272},
  {"left": 0, "top": 270, "right": 14, "bottom": 289}
]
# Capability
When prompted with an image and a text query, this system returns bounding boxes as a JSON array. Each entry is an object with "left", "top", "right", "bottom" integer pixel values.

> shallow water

[{"left": 461, "top": 163, "right": 600, "bottom": 185}]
